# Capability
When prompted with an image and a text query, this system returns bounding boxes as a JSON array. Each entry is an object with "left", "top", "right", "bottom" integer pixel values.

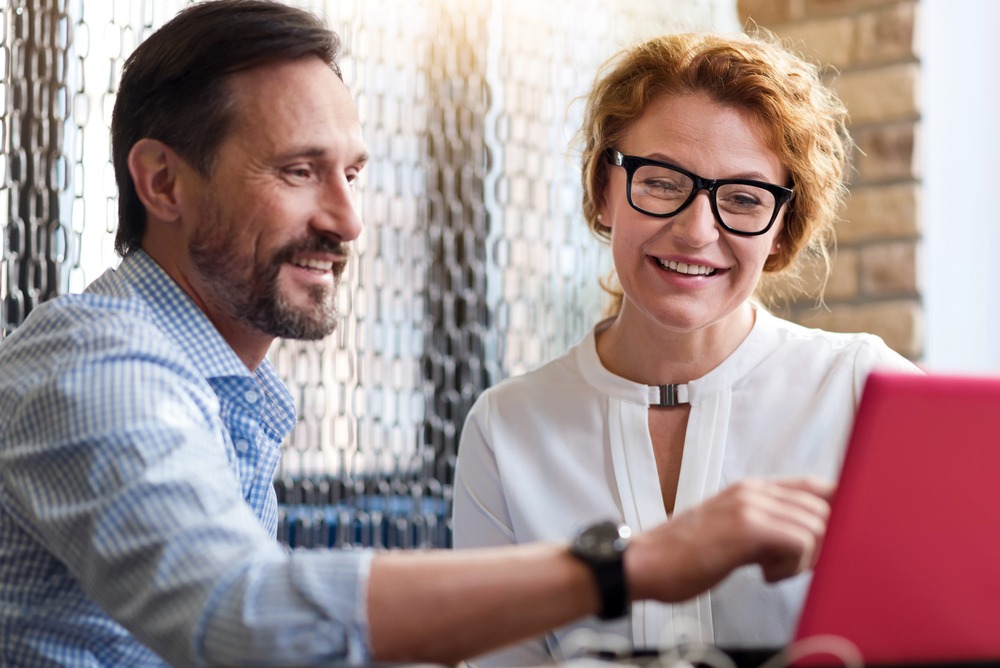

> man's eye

[{"left": 284, "top": 166, "right": 313, "bottom": 180}]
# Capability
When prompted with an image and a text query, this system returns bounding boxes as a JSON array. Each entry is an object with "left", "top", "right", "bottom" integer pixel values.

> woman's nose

[{"left": 669, "top": 190, "right": 719, "bottom": 247}]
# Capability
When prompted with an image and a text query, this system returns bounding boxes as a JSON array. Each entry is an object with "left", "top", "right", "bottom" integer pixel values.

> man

[{"left": 0, "top": 1, "right": 832, "bottom": 666}]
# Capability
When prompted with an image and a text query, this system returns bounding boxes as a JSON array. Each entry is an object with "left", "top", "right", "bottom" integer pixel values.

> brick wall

[{"left": 738, "top": 0, "right": 922, "bottom": 360}]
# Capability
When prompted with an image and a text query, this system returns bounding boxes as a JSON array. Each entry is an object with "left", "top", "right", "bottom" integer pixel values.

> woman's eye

[
  {"left": 732, "top": 194, "right": 761, "bottom": 207},
  {"left": 642, "top": 179, "right": 683, "bottom": 197}
]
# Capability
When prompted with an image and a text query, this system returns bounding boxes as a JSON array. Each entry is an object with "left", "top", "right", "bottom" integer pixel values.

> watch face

[
  {"left": 572, "top": 521, "right": 632, "bottom": 620},
  {"left": 577, "top": 521, "right": 629, "bottom": 561}
]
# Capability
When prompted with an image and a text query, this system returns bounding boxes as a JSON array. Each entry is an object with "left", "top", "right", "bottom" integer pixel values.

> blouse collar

[{"left": 574, "top": 303, "right": 779, "bottom": 406}]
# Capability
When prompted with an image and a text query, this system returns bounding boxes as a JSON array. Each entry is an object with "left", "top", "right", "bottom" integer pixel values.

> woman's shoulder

[
  {"left": 755, "top": 308, "right": 917, "bottom": 371},
  {"left": 479, "top": 344, "right": 583, "bottom": 401},
  {"left": 469, "top": 326, "right": 614, "bottom": 421},
  {"left": 760, "top": 307, "right": 889, "bottom": 348}
]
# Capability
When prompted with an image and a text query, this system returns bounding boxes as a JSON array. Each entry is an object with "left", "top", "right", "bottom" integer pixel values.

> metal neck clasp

[{"left": 648, "top": 383, "right": 690, "bottom": 408}]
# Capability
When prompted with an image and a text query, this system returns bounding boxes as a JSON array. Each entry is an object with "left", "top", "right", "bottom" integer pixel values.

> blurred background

[{"left": 1, "top": 0, "right": 994, "bottom": 550}]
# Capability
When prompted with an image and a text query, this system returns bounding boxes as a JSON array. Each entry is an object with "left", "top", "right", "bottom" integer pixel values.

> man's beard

[{"left": 189, "top": 202, "right": 348, "bottom": 341}]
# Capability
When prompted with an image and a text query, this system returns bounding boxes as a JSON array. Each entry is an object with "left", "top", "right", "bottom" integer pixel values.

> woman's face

[{"left": 599, "top": 92, "right": 789, "bottom": 337}]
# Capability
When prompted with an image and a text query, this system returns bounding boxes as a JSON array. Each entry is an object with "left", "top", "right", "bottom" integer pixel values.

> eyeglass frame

[{"left": 604, "top": 148, "right": 794, "bottom": 237}]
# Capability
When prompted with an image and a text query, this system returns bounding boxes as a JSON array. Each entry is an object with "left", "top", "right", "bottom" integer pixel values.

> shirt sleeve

[
  {"left": 0, "top": 324, "right": 374, "bottom": 666},
  {"left": 452, "top": 392, "right": 555, "bottom": 667}
]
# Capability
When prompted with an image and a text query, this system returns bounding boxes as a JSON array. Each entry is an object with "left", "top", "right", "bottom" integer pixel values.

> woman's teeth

[{"left": 657, "top": 258, "right": 717, "bottom": 276}]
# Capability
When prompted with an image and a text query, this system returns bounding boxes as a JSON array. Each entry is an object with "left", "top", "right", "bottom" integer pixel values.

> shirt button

[
  {"left": 245, "top": 390, "right": 260, "bottom": 404},
  {"left": 234, "top": 439, "right": 250, "bottom": 453}
]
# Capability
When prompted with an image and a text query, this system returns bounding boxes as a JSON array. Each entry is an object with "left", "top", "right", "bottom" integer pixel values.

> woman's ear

[
  {"left": 596, "top": 177, "right": 615, "bottom": 230},
  {"left": 127, "top": 139, "right": 185, "bottom": 223},
  {"left": 769, "top": 219, "right": 786, "bottom": 256}
]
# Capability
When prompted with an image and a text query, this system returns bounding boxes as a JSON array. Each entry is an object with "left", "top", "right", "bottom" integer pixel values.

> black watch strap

[{"left": 569, "top": 521, "right": 631, "bottom": 620}]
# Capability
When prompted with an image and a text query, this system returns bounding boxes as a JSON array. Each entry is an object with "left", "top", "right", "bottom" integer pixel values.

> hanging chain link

[{"left": 2, "top": 0, "right": 73, "bottom": 336}]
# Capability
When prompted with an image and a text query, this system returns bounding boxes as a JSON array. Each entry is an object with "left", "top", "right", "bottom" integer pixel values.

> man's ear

[{"left": 127, "top": 139, "right": 187, "bottom": 222}]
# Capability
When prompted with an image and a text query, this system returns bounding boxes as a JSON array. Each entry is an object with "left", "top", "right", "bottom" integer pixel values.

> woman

[{"left": 452, "top": 30, "right": 919, "bottom": 666}]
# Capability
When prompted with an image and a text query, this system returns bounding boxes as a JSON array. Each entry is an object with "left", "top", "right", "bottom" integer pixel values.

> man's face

[{"left": 184, "top": 57, "right": 368, "bottom": 342}]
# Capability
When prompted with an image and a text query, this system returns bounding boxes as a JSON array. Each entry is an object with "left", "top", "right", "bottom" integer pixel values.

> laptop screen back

[{"left": 793, "top": 371, "right": 1000, "bottom": 665}]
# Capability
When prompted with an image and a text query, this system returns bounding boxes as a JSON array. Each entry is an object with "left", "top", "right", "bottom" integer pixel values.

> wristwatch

[{"left": 569, "top": 521, "right": 632, "bottom": 620}]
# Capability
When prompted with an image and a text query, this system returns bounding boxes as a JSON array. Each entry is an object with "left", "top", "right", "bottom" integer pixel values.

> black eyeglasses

[{"left": 605, "top": 149, "right": 794, "bottom": 236}]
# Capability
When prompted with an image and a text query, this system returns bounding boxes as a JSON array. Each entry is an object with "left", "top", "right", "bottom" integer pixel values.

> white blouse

[{"left": 453, "top": 307, "right": 920, "bottom": 666}]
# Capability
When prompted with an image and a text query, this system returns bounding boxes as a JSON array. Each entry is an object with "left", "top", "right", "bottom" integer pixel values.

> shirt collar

[
  {"left": 111, "top": 250, "right": 252, "bottom": 380},
  {"left": 111, "top": 250, "right": 296, "bottom": 436},
  {"left": 576, "top": 303, "right": 777, "bottom": 406}
]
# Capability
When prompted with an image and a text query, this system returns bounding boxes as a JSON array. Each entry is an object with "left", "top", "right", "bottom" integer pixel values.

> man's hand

[{"left": 625, "top": 477, "right": 834, "bottom": 604}]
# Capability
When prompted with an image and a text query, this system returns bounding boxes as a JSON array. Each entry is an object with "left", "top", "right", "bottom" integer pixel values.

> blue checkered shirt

[{"left": 0, "top": 251, "right": 373, "bottom": 667}]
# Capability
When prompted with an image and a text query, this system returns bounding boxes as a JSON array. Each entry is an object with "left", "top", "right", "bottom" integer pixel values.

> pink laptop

[{"left": 793, "top": 371, "right": 1000, "bottom": 665}]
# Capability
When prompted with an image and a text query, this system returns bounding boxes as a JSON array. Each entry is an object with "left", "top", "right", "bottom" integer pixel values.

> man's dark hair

[{"left": 111, "top": 0, "right": 342, "bottom": 256}]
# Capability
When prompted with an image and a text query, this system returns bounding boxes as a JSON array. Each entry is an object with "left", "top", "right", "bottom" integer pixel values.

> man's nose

[{"left": 315, "top": 177, "right": 363, "bottom": 241}]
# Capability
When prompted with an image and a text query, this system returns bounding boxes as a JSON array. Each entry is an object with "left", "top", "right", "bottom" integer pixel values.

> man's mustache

[{"left": 274, "top": 236, "right": 351, "bottom": 265}]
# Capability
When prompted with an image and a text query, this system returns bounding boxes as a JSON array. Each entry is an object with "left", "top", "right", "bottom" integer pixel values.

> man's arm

[{"left": 368, "top": 477, "right": 832, "bottom": 664}]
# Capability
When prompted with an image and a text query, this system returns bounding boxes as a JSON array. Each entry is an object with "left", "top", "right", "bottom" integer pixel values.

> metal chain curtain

[
  {"left": 1, "top": 0, "right": 736, "bottom": 548},
  {"left": 1, "top": 0, "right": 72, "bottom": 336}
]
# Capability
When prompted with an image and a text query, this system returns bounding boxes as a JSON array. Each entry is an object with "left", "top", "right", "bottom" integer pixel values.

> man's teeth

[
  {"left": 293, "top": 258, "right": 332, "bottom": 271},
  {"left": 657, "top": 259, "right": 716, "bottom": 276}
]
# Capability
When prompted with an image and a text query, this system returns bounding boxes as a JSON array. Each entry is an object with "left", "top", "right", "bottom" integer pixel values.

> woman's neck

[{"left": 594, "top": 301, "right": 756, "bottom": 385}]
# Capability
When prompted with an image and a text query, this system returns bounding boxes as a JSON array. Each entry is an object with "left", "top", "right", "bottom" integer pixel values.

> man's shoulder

[
  {"left": 3, "top": 290, "right": 161, "bottom": 352},
  {"left": 2, "top": 251, "right": 213, "bottom": 375},
  {"left": 0, "top": 291, "right": 200, "bottom": 393},
  {"left": 0, "top": 293, "right": 222, "bottom": 443}
]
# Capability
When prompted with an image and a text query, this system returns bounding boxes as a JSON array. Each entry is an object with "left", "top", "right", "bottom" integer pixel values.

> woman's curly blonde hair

[{"left": 578, "top": 30, "right": 852, "bottom": 313}]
